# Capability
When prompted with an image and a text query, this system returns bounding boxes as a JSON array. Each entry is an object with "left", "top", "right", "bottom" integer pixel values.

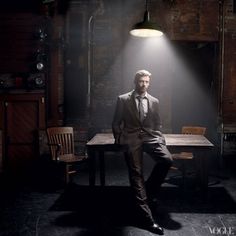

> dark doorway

[{"left": 171, "top": 41, "right": 218, "bottom": 141}]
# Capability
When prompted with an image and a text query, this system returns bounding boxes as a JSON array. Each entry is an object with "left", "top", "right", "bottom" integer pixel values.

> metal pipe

[
  {"left": 87, "top": 0, "right": 104, "bottom": 112},
  {"left": 219, "top": 0, "right": 225, "bottom": 156},
  {"left": 87, "top": 15, "right": 93, "bottom": 109},
  {"left": 219, "top": 0, "right": 225, "bottom": 120}
]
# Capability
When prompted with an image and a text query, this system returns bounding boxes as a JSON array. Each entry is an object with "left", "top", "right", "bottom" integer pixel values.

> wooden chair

[
  {"left": 46, "top": 127, "right": 87, "bottom": 184},
  {"left": 171, "top": 126, "right": 206, "bottom": 187}
]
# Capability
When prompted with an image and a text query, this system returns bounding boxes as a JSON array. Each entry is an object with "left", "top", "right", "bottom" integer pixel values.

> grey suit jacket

[{"left": 112, "top": 90, "right": 165, "bottom": 145}]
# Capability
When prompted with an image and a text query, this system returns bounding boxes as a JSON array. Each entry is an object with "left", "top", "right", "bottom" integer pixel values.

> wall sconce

[{"left": 130, "top": 0, "right": 163, "bottom": 37}]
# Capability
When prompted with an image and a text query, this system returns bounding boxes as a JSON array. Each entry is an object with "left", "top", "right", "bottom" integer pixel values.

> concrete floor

[{"left": 0, "top": 154, "right": 235, "bottom": 236}]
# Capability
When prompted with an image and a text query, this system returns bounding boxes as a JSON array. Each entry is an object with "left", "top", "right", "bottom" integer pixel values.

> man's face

[{"left": 135, "top": 76, "right": 150, "bottom": 94}]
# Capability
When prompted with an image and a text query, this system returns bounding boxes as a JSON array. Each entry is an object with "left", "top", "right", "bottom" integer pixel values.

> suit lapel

[{"left": 128, "top": 91, "right": 140, "bottom": 121}]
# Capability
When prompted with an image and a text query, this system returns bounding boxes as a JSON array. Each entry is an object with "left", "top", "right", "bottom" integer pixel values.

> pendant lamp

[{"left": 130, "top": 0, "right": 163, "bottom": 37}]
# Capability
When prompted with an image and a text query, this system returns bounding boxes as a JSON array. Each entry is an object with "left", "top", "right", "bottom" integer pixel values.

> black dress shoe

[{"left": 143, "top": 223, "right": 164, "bottom": 235}]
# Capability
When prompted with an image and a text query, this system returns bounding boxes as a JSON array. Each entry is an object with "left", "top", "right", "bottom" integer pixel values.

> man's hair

[{"left": 134, "top": 69, "right": 152, "bottom": 82}]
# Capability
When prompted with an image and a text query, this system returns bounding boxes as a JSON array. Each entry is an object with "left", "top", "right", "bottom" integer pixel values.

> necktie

[{"left": 137, "top": 96, "right": 145, "bottom": 122}]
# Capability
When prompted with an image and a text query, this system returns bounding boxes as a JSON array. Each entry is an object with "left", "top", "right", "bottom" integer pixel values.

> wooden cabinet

[{"left": 0, "top": 93, "right": 45, "bottom": 174}]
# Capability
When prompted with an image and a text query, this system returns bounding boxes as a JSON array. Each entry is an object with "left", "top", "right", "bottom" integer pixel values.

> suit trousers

[{"left": 124, "top": 131, "right": 173, "bottom": 224}]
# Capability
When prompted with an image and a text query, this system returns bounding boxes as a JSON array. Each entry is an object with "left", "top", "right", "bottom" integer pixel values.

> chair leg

[
  {"left": 65, "top": 164, "right": 70, "bottom": 184},
  {"left": 181, "top": 162, "right": 186, "bottom": 191}
]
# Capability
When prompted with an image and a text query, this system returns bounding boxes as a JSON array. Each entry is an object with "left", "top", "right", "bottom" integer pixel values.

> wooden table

[{"left": 86, "top": 133, "right": 214, "bottom": 192}]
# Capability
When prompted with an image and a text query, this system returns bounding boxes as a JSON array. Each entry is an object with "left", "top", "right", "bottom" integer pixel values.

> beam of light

[
  {"left": 105, "top": 35, "right": 217, "bottom": 136},
  {"left": 89, "top": 0, "right": 217, "bottom": 136}
]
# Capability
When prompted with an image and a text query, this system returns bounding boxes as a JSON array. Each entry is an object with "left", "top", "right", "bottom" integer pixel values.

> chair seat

[
  {"left": 172, "top": 152, "right": 193, "bottom": 160},
  {"left": 58, "top": 154, "right": 87, "bottom": 163}
]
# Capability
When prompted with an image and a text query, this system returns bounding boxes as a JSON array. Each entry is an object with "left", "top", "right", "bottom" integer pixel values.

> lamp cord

[{"left": 145, "top": 0, "right": 148, "bottom": 11}]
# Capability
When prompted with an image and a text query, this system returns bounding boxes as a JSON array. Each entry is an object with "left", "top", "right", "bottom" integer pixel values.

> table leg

[
  {"left": 88, "top": 148, "right": 96, "bottom": 186},
  {"left": 196, "top": 149, "right": 209, "bottom": 199},
  {"left": 99, "top": 150, "right": 105, "bottom": 186}
]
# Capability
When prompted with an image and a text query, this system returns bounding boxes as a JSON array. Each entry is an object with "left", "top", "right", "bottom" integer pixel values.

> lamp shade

[{"left": 130, "top": 10, "right": 163, "bottom": 37}]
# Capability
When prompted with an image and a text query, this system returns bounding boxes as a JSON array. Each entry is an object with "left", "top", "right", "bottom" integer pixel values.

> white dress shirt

[{"left": 134, "top": 92, "right": 148, "bottom": 118}]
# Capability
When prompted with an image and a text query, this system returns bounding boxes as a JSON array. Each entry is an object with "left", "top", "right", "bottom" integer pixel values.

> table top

[{"left": 86, "top": 133, "right": 214, "bottom": 148}]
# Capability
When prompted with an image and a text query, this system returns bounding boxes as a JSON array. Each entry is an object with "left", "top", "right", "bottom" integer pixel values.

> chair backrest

[
  {"left": 181, "top": 126, "right": 206, "bottom": 135},
  {"left": 47, "top": 127, "right": 75, "bottom": 161}
]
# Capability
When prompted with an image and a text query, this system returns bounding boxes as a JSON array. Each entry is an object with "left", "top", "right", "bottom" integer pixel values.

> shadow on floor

[{"left": 44, "top": 183, "right": 236, "bottom": 232}]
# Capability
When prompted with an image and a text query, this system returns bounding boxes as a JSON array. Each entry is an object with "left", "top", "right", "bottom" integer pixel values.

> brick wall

[
  {"left": 222, "top": 0, "right": 236, "bottom": 124},
  {"left": 0, "top": 130, "right": 2, "bottom": 172}
]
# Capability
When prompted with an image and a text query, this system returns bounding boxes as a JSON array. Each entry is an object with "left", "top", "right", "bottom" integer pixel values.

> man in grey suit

[{"left": 112, "top": 69, "right": 172, "bottom": 235}]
